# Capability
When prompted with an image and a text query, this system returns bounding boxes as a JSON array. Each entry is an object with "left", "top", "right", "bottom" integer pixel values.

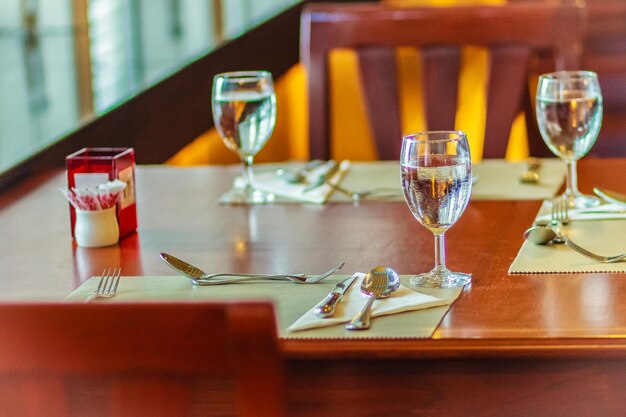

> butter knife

[{"left": 313, "top": 274, "right": 358, "bottom": 318}]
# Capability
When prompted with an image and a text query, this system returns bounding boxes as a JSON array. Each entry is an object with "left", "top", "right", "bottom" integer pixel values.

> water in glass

[
  {"left": 536, "top": 71, "right": 603, "bottom": 208},
  {"left": 212, "top": 71, "right": 276, "bottom": 204},
  {"left": 401, "top": 131, "right": 473, "bottom": 288}
]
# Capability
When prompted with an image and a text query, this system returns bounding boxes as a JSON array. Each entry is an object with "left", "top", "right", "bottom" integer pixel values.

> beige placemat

[
  {"left": 509, "top": 202, "right": 626, "bottom": 274},
  {"left": 65, "top": 275, "right": 462, "bottom": 339},
  {"left": 221, "top": 159, "right": 565, "bottom": 204},
  {"left": 219, "top": 160, "right": 351, "bottom": 205},
  {"left": 471, "top": 158, "right": 565, "bottom": 200},
  {"left": 333, "top": 159, "right": 565, "bottom": 202}
]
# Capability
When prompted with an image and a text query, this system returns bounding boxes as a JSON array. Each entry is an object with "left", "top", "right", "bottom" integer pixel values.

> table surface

[{"left": 2, "top": 158, "right": 626, "bottom": 361}]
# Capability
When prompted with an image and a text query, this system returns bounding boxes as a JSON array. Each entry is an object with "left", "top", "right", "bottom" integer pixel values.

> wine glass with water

[
  {"left": 212, "top": 71, "right": 276, "bottom": 204},
  {"left": 536, "top": 71, "right": 603, "bottom": 209},
  {"left": 401, "top": 131, "right": 473, "bottom": 288}
]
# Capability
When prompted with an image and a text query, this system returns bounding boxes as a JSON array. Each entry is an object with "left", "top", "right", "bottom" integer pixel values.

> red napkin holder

[{"left": 66, "top": 148, "right": 137, "bottom": 239}]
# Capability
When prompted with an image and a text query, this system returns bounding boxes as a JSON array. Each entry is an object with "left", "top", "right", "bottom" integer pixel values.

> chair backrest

[
  {"left": 582, "top": 0, "right": 626, "bottom": 156},
  {"left": 0, "top": 301, "right": 286, "bottom": 417},
  {"left": 301, "top": 2, "right": 585, "bottom": 160}
]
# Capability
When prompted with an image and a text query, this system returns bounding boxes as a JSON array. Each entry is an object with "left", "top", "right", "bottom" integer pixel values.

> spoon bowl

[
  {"left": 345, "top": 266, "right": 400, "bottom": 330},
  {"left": 523, "top": 225, "right": 557, "bottom": 245}
]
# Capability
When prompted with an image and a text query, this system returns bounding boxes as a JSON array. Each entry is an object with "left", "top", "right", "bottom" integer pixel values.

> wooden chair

[
  {"left": 582, "top": 0, "right": 626, "bottom": 156},
  {"left": 301, "top": 2, "right": 585, "bottom": 160},
  {"left": 0, "top": 302, "right": 286, "bottom": 417}
]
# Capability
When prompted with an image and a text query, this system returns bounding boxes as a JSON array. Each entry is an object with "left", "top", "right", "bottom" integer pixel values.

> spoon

[
  {"left": 593, "top": 187, "right": 626, "bottom": 208},
  {"left": 161, "top": 252, "right": 299, "bottom": 280},
  {"left": 523, "top": 224, "right": 558, "bottom": 245},
  {"left": 160, "top": 252, "right": 344, "bottom": 284},
  {"left": 345, "top": 266, "right": 400, "bottom": 330}
]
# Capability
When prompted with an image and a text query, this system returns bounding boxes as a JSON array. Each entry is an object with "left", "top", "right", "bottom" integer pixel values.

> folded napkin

[
  {"left": 232, "top": 160, "right": 351, "bottom": 204},
  {"left": 287, "top": 273, "right": 449, "bottom": 332}
]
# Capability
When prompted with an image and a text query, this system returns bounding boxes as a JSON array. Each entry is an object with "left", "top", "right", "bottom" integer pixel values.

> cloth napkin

[
  {"left": 287, "top": 273, "right": 449, "bottom": 332},
  {"left": 227, "top": 160, "right": 351, "bottom": 204}
]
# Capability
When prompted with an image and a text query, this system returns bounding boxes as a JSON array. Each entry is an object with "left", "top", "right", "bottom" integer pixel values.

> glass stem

[
  {"left": 565, "top": 160, "right": 579, "bottom": 198},
  {"left": 242, "top": 155, "right": 255, "bottom": 191},
  {"left": 433, "top": 233, "right": 447, "bottom": 273}
]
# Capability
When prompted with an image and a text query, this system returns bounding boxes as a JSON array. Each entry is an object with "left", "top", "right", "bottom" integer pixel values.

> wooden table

[{"left": 2, "top": 159, "right": 626, "bottom": 416}]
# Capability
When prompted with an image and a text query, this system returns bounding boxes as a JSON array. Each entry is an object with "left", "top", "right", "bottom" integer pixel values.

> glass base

[
  {"left": 410, "top": 268, "right": 471, "bottom": 288},
  {"left": 222, "top": 187, "right": 275, "bottom": 205},
  {"left": 562, "top": 192, "right": 601, "bottom": 209}
]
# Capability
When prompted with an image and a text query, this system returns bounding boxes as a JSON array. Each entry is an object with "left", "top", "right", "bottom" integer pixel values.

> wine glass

[
  {"left": 400, "top": 131, "right": 473, "bottom": 288},
  {"left": 536, "top": 70, "right": 603, "bottom": 209},
  {"left": 212, "top": 71, "right": 277, "bottom": 204}
]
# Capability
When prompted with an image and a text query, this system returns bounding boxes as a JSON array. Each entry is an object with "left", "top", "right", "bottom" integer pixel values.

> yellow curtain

[{"left": 169, "top": 0, "right": 528, "bottom": 166}]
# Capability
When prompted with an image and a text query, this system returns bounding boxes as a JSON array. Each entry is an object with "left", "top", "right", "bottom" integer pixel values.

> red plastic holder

[{"left": 66, "top": 148, "right": 137, "bottom": 239}]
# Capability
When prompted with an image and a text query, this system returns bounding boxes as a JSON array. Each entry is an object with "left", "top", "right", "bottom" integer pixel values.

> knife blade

[{"left": 313, "top": 274, "right": 358, "bottom": 318}]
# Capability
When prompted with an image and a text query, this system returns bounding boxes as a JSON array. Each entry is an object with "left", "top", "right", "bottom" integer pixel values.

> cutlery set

[
  {"left": 161, "top": 253, "right": 401, "bottom": 330},
  {"left": 275, "top": 160, "right": 339, "bottom": 191},
  {"left": 524, "top": 191, "right": 626, "bottom": 263},
  {"left": 277, "top": 160, "right": 404, "bottom": 201},
  {"left": 89, "top": 253, "right": 401, "bottom": 330}
]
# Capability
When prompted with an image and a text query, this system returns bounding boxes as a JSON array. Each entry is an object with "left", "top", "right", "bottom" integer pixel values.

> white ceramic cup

[{"left": 74, "top": 207, "right": 119, "bottom": 248}]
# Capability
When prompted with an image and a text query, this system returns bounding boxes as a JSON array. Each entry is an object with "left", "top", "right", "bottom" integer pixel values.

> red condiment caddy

[{"left": 66, "top": 148, "right": 137, "bottom": 239}]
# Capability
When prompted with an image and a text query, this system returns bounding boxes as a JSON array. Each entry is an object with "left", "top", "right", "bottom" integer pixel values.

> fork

[
  {"left": 86, "top": 268, "right": 122, "bottom": 302},
  {"left": 553, "top": 199, "right": 626, "bottom": 263},
  {"left": 326, "top": 182, "right": 401, "bottom": 202},
  {"left": 550, "top": 197, "right": 569, "bottom": 243},
  {"left": 565, "top": 240, "right": 626, "bottom": 263},
  {"left": 192, "top": 262, "right": 345, "bottom": 286}
]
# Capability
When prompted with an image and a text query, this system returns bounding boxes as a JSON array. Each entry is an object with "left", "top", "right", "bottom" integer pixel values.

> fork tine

[
  {"left": 92, "top": 268, "right": 121, "bottom": 297},
  {"left": 110, "top": 268, "right": 122, "bottom": 294},
  {"left": 94, "top": 269, "right": 107, "bottom": 294},
  {"left": 561, "top": 199, "right": 570, "bottom": 225}
]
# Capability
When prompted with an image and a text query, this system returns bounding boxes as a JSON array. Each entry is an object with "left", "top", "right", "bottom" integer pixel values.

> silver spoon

[
  {"left": 593, "top": 187, "right": 626, "bottom": 208},
  {"left": 345, "top": 266, "right": 400, "bottom": 330},
  {"left": 523, "top": 224, "right": 558, "bottom": 245},
  {"left": 160, "top": 252, "right": 344, "bottom": 284}
]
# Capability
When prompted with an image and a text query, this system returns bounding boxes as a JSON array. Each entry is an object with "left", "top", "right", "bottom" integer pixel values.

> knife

[{"left": 313, "top": 274, "right": 358, "bottom": 318}]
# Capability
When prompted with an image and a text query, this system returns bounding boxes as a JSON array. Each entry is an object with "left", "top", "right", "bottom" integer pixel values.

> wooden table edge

[{"left": 280, "top": 337, "right": 626, "bottom": 360}]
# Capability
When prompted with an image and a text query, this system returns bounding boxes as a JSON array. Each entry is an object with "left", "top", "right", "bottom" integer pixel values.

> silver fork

[
  {"left": 550, "top": 197, "right": 569, "bottom": 243},
  {"left": 326, "top": 182, "right": 401, "bottom": 202},
  {"left": 553, "top": 199, "right": 625, "bottom": 263},
  {"left": 86, "top": 268, "right": 122, "bottom": 302},
  {"left": 192, "top": 262, "right": 345, "bottom": 286},
  {"left": 565, "top": 240, "right": 626, "bottom": 263}
]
